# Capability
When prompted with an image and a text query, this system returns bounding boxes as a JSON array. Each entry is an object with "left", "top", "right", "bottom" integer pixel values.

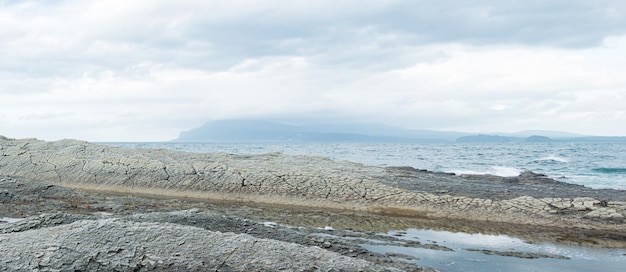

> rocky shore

[{"left": 1, "top": 136, "right": 625, "bottom": 271}]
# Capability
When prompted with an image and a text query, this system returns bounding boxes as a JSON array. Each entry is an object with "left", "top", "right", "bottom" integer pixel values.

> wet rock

[
  {"left": 465, "top": 248, "right": 570, "bottom": 259},
  {"left": 386, "top": 252, "right": 420, "bottom": 261}
]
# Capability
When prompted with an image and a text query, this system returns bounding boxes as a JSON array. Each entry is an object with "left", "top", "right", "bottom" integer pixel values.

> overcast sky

[{"left": 2, "top": 0, "right": 626, "bottom": 141}]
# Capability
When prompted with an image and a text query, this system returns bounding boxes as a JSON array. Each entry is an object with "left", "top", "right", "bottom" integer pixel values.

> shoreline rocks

[
  {"left": 2, "top": 155, "right": 626, "bottom": 272},
  {"left": 1, "top": 137, "right": 625, "bottom": 230}
]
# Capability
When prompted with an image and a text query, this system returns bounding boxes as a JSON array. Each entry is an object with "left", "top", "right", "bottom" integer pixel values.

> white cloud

[
  {"left": 307, "top": 41, "right": 626, "bottom": 134},
  {"left": 1, "top": 0, "right": 626, "bottom": 141}
]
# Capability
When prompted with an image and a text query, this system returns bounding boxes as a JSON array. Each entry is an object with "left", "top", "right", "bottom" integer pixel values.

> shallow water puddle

[{"left": 362, "top": 229, "right": 626, "bottom": 272}]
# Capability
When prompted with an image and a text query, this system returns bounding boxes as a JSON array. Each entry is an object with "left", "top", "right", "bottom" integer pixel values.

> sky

[{"left": 1, "top": 0, "right": 626, "bottom": 141}]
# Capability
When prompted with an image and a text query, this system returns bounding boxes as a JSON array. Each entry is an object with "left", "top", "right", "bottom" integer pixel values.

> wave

[
  {"left": 536, "top": 155, "right": 569, "bottom": 163},
  {"left": 592, "top": 167, "right": 626, "bottom": 174},
  {"left": 453, "top": 166, "right": 522, "bottom": 177}
]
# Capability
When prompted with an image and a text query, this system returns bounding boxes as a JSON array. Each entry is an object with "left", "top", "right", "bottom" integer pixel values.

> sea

[
  {"left": 103, "top": 141, "right": 626, "bottom": 271},
  {"left": 105, "top": 142, "right": 626, "bottom": 190}
]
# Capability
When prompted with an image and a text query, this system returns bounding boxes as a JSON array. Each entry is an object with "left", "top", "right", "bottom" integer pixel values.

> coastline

[
  {"left": 1, "top": 137, "right": 624, "bottom": 229},
  {"left": 1, "top": 136, "right": 626, "bottom": 270}
]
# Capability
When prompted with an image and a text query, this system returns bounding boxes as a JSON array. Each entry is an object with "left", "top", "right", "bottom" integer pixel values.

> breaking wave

[{"left": 453, "top": 166, "right": 522, "bottom": 177}]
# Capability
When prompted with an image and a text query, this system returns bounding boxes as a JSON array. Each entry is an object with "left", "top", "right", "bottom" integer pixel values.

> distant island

[
  {"left": 173, "top": 119, "right": 626, "bottom": 143},
  {"left": 456, "top": 134, "right": 553, "bottom": 143}
]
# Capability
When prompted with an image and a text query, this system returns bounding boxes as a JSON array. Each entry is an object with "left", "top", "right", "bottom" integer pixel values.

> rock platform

[
  {"left": 1, "top": 137, "right": 624, "bottom": 230},
  {"left": 1, "top": 136, "right": 626, "bottom": 271},
  {"left": 0, "top": 213, "right": 401, "bottom": 271}
]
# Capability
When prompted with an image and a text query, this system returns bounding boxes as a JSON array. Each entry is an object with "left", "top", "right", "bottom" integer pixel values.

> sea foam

[{"left": 453, "top": 166, "right": 522, "bottom": 177}]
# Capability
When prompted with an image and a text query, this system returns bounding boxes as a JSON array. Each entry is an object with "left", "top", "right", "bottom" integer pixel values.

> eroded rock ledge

[
  {"left": 0, "top": 215, "right": 399, "bottom": 271},
  {"left": 1, "top": 137, "right": 625, "bottom": 231}
]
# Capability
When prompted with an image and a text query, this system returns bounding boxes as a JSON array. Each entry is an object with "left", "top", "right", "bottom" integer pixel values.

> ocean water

[{"left": 105, "top": 142, "right": 626, "bottom": 190}]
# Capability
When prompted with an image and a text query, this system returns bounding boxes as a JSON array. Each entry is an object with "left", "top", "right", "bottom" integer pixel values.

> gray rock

[
  {"left": 464, "top": 248, "right": 570, "bottom": 259},
  {"left": 0, "top": 213, "right": 96, "bottom": 233},
  {"left": 1, "top": 137, "right": 625, "bottom": 230},
  {"left": 0, "top": 219, "right": 399, "bottom": 271}
]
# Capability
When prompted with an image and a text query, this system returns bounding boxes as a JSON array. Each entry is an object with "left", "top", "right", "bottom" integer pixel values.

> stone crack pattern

[{"left": 1, "top": 137, "right": 625, "bottom": 230}]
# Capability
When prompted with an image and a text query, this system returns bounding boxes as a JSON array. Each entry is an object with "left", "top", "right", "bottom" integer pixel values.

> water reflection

[{"left": 362, "top": 228, "right": 626, "bottom": 272}]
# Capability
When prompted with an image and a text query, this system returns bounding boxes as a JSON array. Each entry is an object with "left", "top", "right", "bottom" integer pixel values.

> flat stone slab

[
  {"left": 1, "top": 137, "right": 625, "bottom": 230},
  {"left": 0, "top": 218, "right": 399, "bottom": 271}
]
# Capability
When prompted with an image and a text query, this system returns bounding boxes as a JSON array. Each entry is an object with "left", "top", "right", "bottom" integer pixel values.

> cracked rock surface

[
  {"left": 2, "top": 134, "right": 626, "bottom": 271},
  {"left": 1, "top": 137, "right": 625, "bottom": 231},
  {"left": 0, "top": 217, "right": 401, "bottom": 272}
]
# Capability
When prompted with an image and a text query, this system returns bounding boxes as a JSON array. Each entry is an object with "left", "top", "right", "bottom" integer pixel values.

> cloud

[
  {"left": 1, "top": 0, "right": 626, "bottom": 140},
  {"left": 4, "top": 0, "right": 625, "bottom": 73},
  {"left": 323, "top": 38, "right": 626, "bottom": 131}
]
